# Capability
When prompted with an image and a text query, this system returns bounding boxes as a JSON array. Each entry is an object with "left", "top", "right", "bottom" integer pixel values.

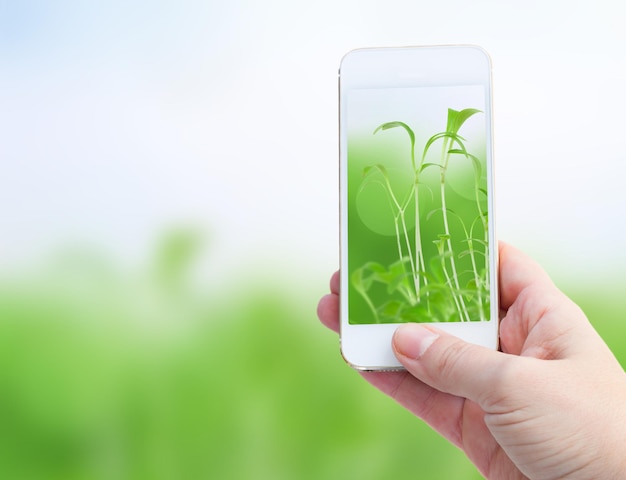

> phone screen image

[{"left": 346, "top": 85, "right": 491, "bottom": 325}]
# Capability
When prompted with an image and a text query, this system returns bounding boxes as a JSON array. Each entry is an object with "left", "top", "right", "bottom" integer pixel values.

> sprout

[{"left": 350, "top": 108, "right": 490, "bottom": 323}]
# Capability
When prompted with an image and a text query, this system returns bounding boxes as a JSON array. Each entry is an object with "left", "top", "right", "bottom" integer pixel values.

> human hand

[{"left": 317, "top": 242, "right": 626, "bottom": 479}]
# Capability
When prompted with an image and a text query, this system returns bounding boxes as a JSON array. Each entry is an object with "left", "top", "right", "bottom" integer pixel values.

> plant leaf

[
  {"left": 352, "top": 262, "right": 382, "bottom": 291},
  {"left": 426, "top": 208, "right": 443, "bottom": 221},
  {"left": 446, "top": 108, "right": 459, "bottom": 133},
  {"left": 447, "top": 148, "right": 466, "bottom": 155},
  {"left": 423, "top": 132, "right": 466, "bottom": 159},
  {"left": 378, "top": 300, "right": 406, "bottom": 321},
  {"left": 362, "top": 164, "right": 389, "bottom": 179},
  {"left": 422, "top": 132, "right": 449, "bottom": 157},
  {"left": 418, "top": 162, "right": 442, "bottom": 173},
  {"left": 362, "top": 261, "right": 386, "bottom": 277},
  {"left": 450, "top": 108, "right": 482, "bottom": 134},
  {"left": 374, "top": 121, "right": 416, "bottom": 147}
]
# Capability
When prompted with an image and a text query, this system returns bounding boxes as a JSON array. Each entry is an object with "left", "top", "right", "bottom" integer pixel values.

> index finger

[
  {"left": 498, "top": 242, "right": 554, "bottom": 311},
  {"left": 330, "top": 270, "right": 339, "bottom": 295}
]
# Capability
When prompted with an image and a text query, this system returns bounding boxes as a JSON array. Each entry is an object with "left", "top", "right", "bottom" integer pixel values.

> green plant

[{"left": 350, "top": 108, "right": 489, "bottom": 323}]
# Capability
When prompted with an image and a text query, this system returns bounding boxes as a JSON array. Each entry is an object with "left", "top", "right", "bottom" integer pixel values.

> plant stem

[
  {"left": 393, "top": 211, "right": 417, "bottom": 305},
  {"left": 413, "top": 178, "right": 428, "bottom": 307},
  {"left": 466, "top": 236, "right": 485, "bottom": 321},
  {"left": 439, "top": 136, "right": 470, "bottom": 321},
  {"left": 377, "top": 173, "right": 419, "bottom": 301},
  {"left": 435, "top": 238, "right": 463, "bottom": 320},
  {"left": 474, "top": 177, "right": 490, "bottom": 295},
  {"left": 363, "top": 292, "right": 380, "bottom": 323}
]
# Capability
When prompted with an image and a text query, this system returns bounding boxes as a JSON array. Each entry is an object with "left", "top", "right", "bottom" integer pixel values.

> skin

[{"left": 317, "top": 242, "right": 626, "bottom": 479}]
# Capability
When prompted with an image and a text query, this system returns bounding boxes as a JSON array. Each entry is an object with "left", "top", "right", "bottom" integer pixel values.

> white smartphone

[{"left": 339, "top": 45, "right": 498, "bottom": 370}]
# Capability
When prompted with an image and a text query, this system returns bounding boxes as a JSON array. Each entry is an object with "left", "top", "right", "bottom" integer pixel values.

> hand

[{"left": 317, "top": 242, "right": 626, "bottom": 479}]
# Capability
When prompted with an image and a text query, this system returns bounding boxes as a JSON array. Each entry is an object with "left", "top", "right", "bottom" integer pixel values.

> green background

[
  {"left": 1, "top": 232, "right": 626, "bottom": 479},
  {"left": 3, "top": 1, "right": 626, "bottom": 479}
]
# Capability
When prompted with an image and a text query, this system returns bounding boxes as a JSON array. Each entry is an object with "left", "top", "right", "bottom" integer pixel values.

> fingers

[
  {"left": 329, "top": 270, "right": 339, "bottom": 295},
  {"left": 392, "top": 323, "right": 514, "bottom": 408},
  {"left": 498, "top": 242, "right": 554, "bottom": 311},
  {"left": 317, "top": 293, "right": 339, "bottom": 333},
  {"left": 317, "top": 270, "right": 340, "bottom": 333},
  {"left": 497, "top": 243, "right": 605, "bottom": 359},
  {"left": 499, "top": 283, "right": 573, "bottom": 357},
  {"left": 500, "top": 282, "right": 614, "bottom": 361}
]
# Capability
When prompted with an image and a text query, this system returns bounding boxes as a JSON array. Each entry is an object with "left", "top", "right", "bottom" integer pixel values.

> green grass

[
  {"left": 0, "top": 232, "right": 624, "bottom": 479},
  {"left": 0, "top": 233, "right": 480, "bottom": 480}
]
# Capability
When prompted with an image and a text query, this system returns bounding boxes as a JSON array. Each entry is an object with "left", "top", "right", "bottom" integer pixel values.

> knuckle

[
  {"left": 481, "top": 357, "right": 525, "bottom": 408},
  {"left": 435, "top": 340, "right": 472, "bottom": 383}
]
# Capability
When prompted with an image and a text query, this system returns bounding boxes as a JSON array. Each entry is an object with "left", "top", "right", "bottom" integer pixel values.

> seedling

[{"left": 351, "top": 108, "right": 489, "bottom": 323}]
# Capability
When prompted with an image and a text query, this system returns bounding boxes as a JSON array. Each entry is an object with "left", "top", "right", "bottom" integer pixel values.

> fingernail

[{"left": 393, "top": 324, "right": 439, "bottom": 360}]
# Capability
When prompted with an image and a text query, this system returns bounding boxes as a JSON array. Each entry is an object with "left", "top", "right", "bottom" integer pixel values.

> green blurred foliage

[
  {"left": 1, "top": 231, "right": 625, "bottom": 479},
  {"left": 563, "top": 282, "right": 626, "bottom": 368}
]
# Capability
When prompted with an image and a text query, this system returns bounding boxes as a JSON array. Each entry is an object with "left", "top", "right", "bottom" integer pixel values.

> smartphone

[{"left": 339, "top": 45, "right": 498, "bottom": 370}]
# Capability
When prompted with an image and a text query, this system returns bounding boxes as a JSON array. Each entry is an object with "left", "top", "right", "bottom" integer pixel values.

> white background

[{"left": 1, "top": 0, "right": 625, "bottom": 288}]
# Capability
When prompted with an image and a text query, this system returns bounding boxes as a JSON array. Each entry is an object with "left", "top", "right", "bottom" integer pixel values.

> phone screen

[{"left": 346, "top": 84, "right": 491, "bottom": 325}]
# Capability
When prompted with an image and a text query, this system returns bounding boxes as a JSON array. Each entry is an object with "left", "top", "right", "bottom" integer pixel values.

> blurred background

[{"left": 1, "top": 1, "right": 626, "bottom": 478}]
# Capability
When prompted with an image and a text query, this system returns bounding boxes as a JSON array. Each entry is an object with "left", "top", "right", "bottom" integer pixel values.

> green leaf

[
  {"left": 362, "top": 164, "right": 389, "bottom": 179},
  {"left": 374, "top": 121, "right": 417, "bottom": 171},
  {"left": 373, "top": 121, "right": 416, "bottom": 147},
  {"left": 469, "top": 154, "right": 482, "bottom": 179},
  {"left": 449, "top": 108, "right": 482, "bottom": 134},
  {"left": 445, "top": 208, "right": 470, "bottom": 236},
  {"left": 389, "top": 257, "right": 410, "bottom": 275},
  {"left": 418, "top": 162, "right": 442, "bottom": 173},
  {"left": 382, "top": 258, "right": 409, "bottom": 293},
  {"left": 388, "top": 275, "right": 410, "bottom": 295},
  {"left": 351, "top": 265, "right": 382, "bottom": 323},
  {"left": 469, "top": 238, "right": 488, "bottom": 249},
  {"left": 446, "top": 108, "right": 459, "bottom": 133},
  {"left": 423, "top": 132, "right": 466, "bottom": 160},
  {"left": 351, "top": 267, "right": 365, "bottom": 290},
  {"left": 426, "top": 208, "right": 443, "bottom": 221},
  {"left": 448, "top": 148, "right": 477, "bottom": 167},
  {"left": 447, "top": 148, "right": 467, "bottom": 156},
  {"left": 378, "top": 300, "right": 404, "bottom": 318},
  {"left": 422, "top": 132, "right": 449, "bottom": 157},
  {"left": 363, "top": 261, "right": 386, "bottom": 274},
  {"left": 366, "top": 262, "right": 388, "bottom": 286},
  {"left": 399, "top": 303, "right": 431, "bottom": 322}
]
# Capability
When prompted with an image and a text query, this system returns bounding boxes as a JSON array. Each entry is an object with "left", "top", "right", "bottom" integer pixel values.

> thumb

[{"left": 392, "top": 323, "right": 511, "bottom": 405}]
